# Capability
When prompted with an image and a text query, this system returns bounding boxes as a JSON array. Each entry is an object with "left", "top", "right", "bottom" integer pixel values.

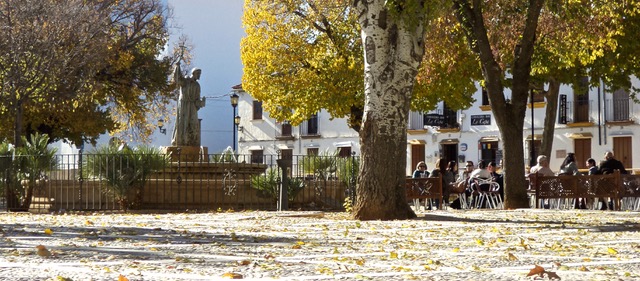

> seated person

[
  {"left": 412, "top": 161, "right": 429, "bottom": 178},
  {"left": 558, "top": 153, "right": 580, "bottom": 175},
  {"left": 468, "top": 160, "right": 492, "bottom": 193},
  {"left": 599, "top": 151, "right": 628, "bottom": 175},
  {"left": 529, "top": 155, "right": 555, "bottom": 176}
]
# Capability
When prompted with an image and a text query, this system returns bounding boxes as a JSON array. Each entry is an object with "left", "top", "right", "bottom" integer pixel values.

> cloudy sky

[{"left": 159, "top": 0, "right": 245, "bottom": 153}]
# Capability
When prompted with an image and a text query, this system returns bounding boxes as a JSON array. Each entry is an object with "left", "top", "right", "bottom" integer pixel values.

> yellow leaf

[
  {"left": 579, "top": 266, "right": 589, "bottom": 271},
  {"left": 452, "top": 247, "right": 460, "bottom": 253},
  {"left": 292, "top": 244, "right": 301, "bottom": 249},
  {"left": 389, "top": 251, "right": 398, "bottom": 259},
  {"left": 44, "top": 228, "right": 53, "bottom": 235},
  {"left": 85, "top": 220, "right": 93, "bottom": 225},
  {"left": 296, "top": 241, "right": 305, "bottom": 245},
  {"left": 607, "top": 247, "right": 618, "bottom": 255},
  {"left": 355, "top": 258, "right": 365, "bottom": 266},
  {"left": 475, "top": 238, "right": 484, "bottom": 246},
  {"left": 118, "top": 275, "right": 129, "bottom": 281},
  {"left": 222, "top": 272, "right": 243, "bottom": 279}
]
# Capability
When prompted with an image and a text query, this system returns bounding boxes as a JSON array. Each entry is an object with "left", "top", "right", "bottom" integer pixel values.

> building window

[
  {"left": 442, "top": 103, "right": 458, "bottom": 128},
  {"left": 252, "top": 100, "right": 263, "bottom": 120},
  {"left": 307, "top": 148, "right": 319, "bottom": 156},
  {"left": 281, "top": 121, "right": 292, "bottom": 136},
  {"left": 610, "top": 88, "right": 630, "bottom": 122},
  {"left": 250, "top": 150, "right": 263, "bottom": 164},
  {"left": 338, "top": 147, "right": 352, "bottom": 158},
  {"left": 307, "top": 114, "right": 318, "bottom": 135},
  {"left": 481, "top": 88, "right": 489, "bottom": 106},
  {"left": 573, "top": 76, "right": 589, "bottom": 122}
]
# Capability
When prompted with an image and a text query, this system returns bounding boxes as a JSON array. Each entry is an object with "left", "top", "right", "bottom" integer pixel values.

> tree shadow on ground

[{"left": 416, "top": 212, "right": 640, "bottom": 233}]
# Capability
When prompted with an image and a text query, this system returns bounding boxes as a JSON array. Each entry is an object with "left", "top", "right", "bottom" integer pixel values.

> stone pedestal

[{"left": 162, "top": 146, "right": 208, "bottom": 162}]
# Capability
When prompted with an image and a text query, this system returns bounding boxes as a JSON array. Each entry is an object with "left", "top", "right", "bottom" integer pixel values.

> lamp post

[
  {"left": 530, "top": 89, "right": 536, "bottom": 167},
  {"left": 230, "top": 93, "right": 239, "bottom": 152}
]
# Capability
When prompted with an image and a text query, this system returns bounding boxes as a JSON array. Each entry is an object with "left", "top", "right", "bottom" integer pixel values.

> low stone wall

[{"left": 33, "top": 177, "right": 348, "bottom": 212}]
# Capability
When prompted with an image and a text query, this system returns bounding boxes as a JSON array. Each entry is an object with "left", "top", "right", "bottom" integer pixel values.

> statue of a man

[{"left": 171, "top": 62, "right": 206, "bottom": 146}]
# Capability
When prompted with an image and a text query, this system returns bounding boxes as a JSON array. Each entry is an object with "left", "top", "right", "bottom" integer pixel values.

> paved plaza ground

[{"left": 0, "top": 209, "right": 639, "bottom": 280}]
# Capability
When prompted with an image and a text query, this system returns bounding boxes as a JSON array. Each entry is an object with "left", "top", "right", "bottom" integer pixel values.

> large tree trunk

[
  {"left": 453, "top": 0, "right": 544, "bottom": 209},
  {"left": 539, "top": 78, "right": 560, "bottom": 159},
  {"left": 352, "top": 1, "right": 426, "bottom": 220}
]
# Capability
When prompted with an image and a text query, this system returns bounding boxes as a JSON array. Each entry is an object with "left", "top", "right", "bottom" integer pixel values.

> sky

[{"left": 156, "top": 0, "right": 245, "bottom": 153}]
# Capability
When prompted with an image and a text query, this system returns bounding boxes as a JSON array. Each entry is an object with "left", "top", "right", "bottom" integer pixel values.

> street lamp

[
  {"left": 158, "top": 119, "right": 166, "bottom": 135},
  {"left": 230, "top": 93, "right": 239, "bottom": 152}
]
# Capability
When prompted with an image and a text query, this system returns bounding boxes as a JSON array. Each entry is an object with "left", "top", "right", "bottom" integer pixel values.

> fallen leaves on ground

[{"left": 527, "top": 265, "right": 561, "bottom": 280}]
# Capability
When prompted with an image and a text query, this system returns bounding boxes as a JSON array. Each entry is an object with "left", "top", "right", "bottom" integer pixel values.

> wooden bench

[
  {"left": 405, "top": 176, "right": 442, "bottom": 209},
  {"left": 530, "top": 171, "right": 640, "bottom": 210}
]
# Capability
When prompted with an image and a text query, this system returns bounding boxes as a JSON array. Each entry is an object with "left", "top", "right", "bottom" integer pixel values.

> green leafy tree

[
  {"left": 0, "top": 0, "right": 180, "bottom": 147},
  {"left": 243, "top": 0, "right": 477, "bottom": 220}
]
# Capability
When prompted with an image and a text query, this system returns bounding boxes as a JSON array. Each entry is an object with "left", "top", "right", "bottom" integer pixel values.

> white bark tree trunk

[{"left": 352, "top": 0, "right": 426, "bottom": 220}]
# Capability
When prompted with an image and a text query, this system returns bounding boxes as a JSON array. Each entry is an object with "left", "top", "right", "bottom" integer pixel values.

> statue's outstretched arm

[{"left": 172, "top": 63, "right": 184, "bottom": 86}]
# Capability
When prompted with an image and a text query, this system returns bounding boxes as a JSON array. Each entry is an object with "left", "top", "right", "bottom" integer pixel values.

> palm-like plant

[
  {"left": 83, "top": 143, "right": 168, "bottom": 209},
  {"left": 0, "top": 133, "right": 58, "bottom": 210}
]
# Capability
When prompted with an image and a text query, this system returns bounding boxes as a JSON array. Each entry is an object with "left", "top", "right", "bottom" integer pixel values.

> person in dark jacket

[
  {"left": 598, "top": 151, "right": 627, "bottom": 210},
  {"left": 599, "top": 151, "right": 628, "bottom": 175}
]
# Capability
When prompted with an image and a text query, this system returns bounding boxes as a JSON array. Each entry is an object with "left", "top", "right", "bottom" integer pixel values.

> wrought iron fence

[{"left": 1, "top": 153, "right": 358, "bottom": 212}]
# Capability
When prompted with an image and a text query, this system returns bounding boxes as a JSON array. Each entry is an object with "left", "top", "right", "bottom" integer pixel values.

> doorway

[
  {"left": 574, "top": 138, "right": 591, "bottom": 169},
  {"left": 480, "top": 141, "right": 498, "bottom": 164},
  {"left": 613, "top": 136, "right": 632, "bottom": 169},
  {"left": 411, "top": 144, "right": 425, "bottom": 172},
  {"left": 441, "top": 143, "right": 458, "bottom": 167}
]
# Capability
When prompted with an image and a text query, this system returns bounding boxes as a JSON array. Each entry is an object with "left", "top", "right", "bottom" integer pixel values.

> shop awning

[
  {"left": 567, "top": 132, "right": 593, "bottom": 139},
  {"left": 247, "top": 145, "right": 263, "bottom": 151},
  {"left": 408, "top": 139, "right": 426, "bottom": 145},
  {"left": 440, "top": 139, "right": 459, "bottom": 144},
  {"left": 333, "top": 141, "right": 353, "bottom": 147},
  {"left": 277, "top": 144, "right": 291, "bottom": 150},
  {"left": 479, "top": 136, "right": 500, "bottom": 142}
]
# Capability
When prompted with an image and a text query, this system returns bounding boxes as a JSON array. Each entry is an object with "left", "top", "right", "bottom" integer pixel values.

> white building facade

[{"left": 234, "top": 77, "right": 640, "bottom": 175}]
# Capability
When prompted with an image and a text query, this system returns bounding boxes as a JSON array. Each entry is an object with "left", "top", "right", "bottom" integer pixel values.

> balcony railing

[
  {"left": 605, "top": 98, "right": 633, "bottom": 122},
  {"left": 565, "top": 100, "right": 593, "bottom": 123},
  {"left": 408, "top": 110, "right": 459, "bottom": 130},
  {"left": 408, "top": 111, "right": 425, "bottom": 130}
]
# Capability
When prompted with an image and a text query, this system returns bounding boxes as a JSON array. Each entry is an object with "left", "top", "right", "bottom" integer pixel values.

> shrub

[
  {"left": 300, "top": 150, "right": 337, "bottom": 180},
  {"left": 251, "top": 168, "right": 304, "bottom": 203}
]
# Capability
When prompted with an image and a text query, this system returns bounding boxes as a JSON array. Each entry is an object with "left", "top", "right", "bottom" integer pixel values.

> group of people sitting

[
  {"left": 412, "top": 158, "right": 503, "bottom": 209},
  {"left": 528, "top": 151, "right": 628, "bottom": 210},
  {"left": 529, "top": 151, "right": 628, "bottom": 177}
]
